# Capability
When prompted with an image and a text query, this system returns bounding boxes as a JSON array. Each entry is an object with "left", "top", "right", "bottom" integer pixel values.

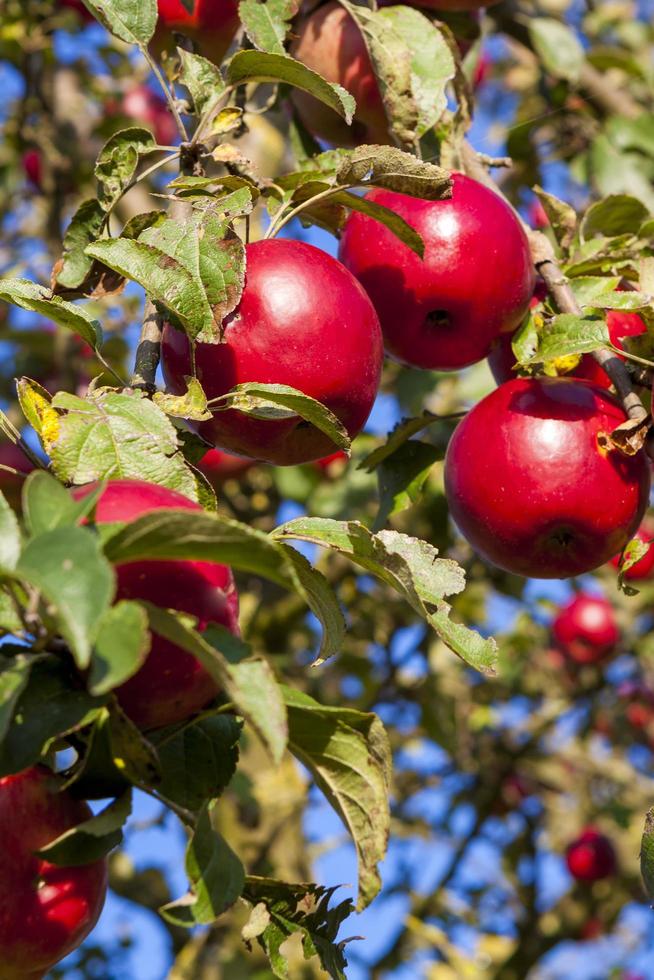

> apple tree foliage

[{"left": 1, "top": 0, "right": 654, "bottom": 976}]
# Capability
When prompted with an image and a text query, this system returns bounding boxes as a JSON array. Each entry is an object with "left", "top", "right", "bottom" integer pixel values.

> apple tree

[{"left": 1, "top": 0, "right": 654, "bottom": 977}]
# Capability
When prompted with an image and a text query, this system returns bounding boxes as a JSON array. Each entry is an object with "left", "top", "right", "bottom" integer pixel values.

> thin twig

[
  {"left": 141, "top": 47, "right": 189, "bottom": 142},
  {"left": 131, "top": 299, "right": 163, "bottom": 391}
]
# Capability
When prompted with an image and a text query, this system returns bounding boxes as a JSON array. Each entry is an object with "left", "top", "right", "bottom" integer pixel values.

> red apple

[
  {"left": 566, "top": 828, "right": 616, "bottom": 881},
  {"left": 314, "top": 450, "right": 348, "bottom": 475},
  {"left": 488, "top": 301, "right": 646, "bottom": 388},
  {"left": 290, "top": 1, "right": 389, "bottom": 146},
  {"left": 161, "top": 239, "right": 383, "bottom": 465},
  {"left": 610, "top": 520, "right": 654, "bottom": 580},
  {"left": 339, "top": 173, "right": 535, "bottom": 370},
  {"left": 0, "top": 766, "right": 107, "bottom": 980},
  {"left": 121, "top": 86, "right": 178, "bottom": 147},
  {"left": 197, "top": 448, "right": 253, "bottom": 487},
  {"left": 73, "top": 479, "right": 239, "bottom": 729},
  {"left": 443, "top": 377, "right": 650, "bottom": 578},
  {"left": 0, "top": 442, "right": 35, "bottom": 512},
  {"left": 551, "top": 593, "right": 619, "bottom": 664},
  {"left": 155, "top": 0, "right": 240, "bottom": 64},
  {"left": 22, "top": 149, "right": 43, "bottom": 189}
]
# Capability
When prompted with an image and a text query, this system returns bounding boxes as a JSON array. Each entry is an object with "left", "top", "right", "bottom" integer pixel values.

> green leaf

[
  {"left": 277, "top": 546, "right": 346, "bottom": 665},
  {"left": 568, "top": 277, "right": 650, "bottom": 311},
  {"left": 143, "top": 608, "right": 288, "bottom": 764},
  {"left": 374, "top": 440, "right": 441, "bottom": 531},
  {"left": 103, "top": 509, "right": 298, "bottom": 589},
  {"left": 336, "top": 191, "right": 424, "bottom": 257},
  {"left": 243, "top": 878, "right": 355, "bottom": 980},
  {"left": 533, "top": 185, "right": 577, "bottom": 249},
  {"left": 641, "top": 807, "right": 654, "bottom": 901},
  {"left": 0, "top": 279, "right": 101, "bottom": 348},
  {"left": 37, "top": 790, "right": 132, "bottom": 866},
  {"left": 616, "top": 535, "right": 652, "bottom": 596},
  {"left": 526, "top": 314, "right": 610, "bottom": 363},
  {"left": 528, "top": 18, "right": 585, "bottom": 82},
  {"left": 219, "top": 382, "right": 350, "bottom": 453},
  {"left": 343, "top": 2, "right": 416, "bottom": 148},
  {"left": 227, "top": 50, "right": 355, "bottom": 124},
  {"left": 272, "top": 517, "right": 497, "bottom": 673},
  {"left": 154, "top": 714, "right": 241, "bottom": 813},
  {"left": 23, "top": 470, "right": 85, "bottom": 537},
  {"left": 161, "top": 801, "right": 245, "bottom": 925},
  {"left": 0, "top": 653, "right": 33, "bottom": 743},
  {"left": 95, "top": 128, "right": 158, "bottom": 210},
  {"left": 0, "top": 492, "right": 21, "bottom": 572},
  {"left": 378, "top": 6, "right": 455, "bottom": 139},
  {"left": 283, "top": 686, "right": 390, "bottom": 909},
  {"left": 580, "top": 193, "right": 651, "bottom": 240},
  {"left": 238, "top": 0, "right": 296, "bottom": 55},
  {"left": 177, "top": 48, "right": 226, "bottom": 116},
  {"left": 153, "top": 377, "right": 212, "bottom": 421},
  {"left": 88, "top": 207, "right": 247, "bottom": 343},
  {"left": 272, "top": 517, "right": 464, "bottom": 609},
  {"left": 360, "top": 410, "right": 461, "bottom": 471},
  {"left": 17, "top": 527, "right": 115, "bottom": 669},
  {"left": 0, "top": 656, "right": 104, "bottom": 777},
  {"left": 107, "top": 704, "right": 162, "bottom": 785},
  {"left": 48, "top": 387, "right": 200, "bottom": 502},
  {"left": 588, "top": 135, "right": 654, "bottom": 213},
  {"left": 54, "top": 199, "right": 108, "bottom": 291},
  {"left": 90, "top": 601, "right": 151, "bottom": 696},
  {"left": 336, "top": 144, "right": 451, "bottom": 199},
  {"left": 80, "top": 0, "right": 157, "bottom": 46}
]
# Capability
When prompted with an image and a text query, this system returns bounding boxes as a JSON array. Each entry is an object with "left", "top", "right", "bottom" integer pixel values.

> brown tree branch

[{"left": 130, "top": 299, "right": 163, "bottom": 391}]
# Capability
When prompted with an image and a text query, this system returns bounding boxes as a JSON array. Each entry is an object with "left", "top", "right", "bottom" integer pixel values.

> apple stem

[{"left": 460, "top": 140, "right": 652, "bottom": 451}]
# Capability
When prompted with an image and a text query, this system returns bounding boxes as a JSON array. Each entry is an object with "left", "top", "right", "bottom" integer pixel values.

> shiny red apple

[
  {"left": 488, "top": 305, "right": 646, "bottom": 389},
  {"left": 74, "top": 479, "right": 239, "bottom": 729},
  {"left": 339, "top": 173, "right": 535, "bottom": 370},
  {"left": 121, "top": 86, "right": 178, "bottom": 147},
  {"left": 0, "top": 766, "right": 107, "bottom": 980},
  {"left": 551, "top": 593, "right": 619, "bottom": 664},
  {"left": 443, "top": 377, "right": 650, "bottom": 578},
  {"left": 155, "top": 0, "right": 240, "bottom": 64},
  {"left": 161, "top": 238, "right": 383, "bottom": 465},
  {"left": 290, "top": 1, "right": 389, "bottom": 146},
  {"left": 566, "top": 828, "right": 616, "bottom": 881}
]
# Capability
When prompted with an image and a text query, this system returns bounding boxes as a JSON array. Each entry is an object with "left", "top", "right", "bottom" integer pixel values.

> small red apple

[
  {"left": 528, "top": 199, "right": 549, "bottom": 230},
  {"left": 290, "top": 1, "right": 389, "bottom": 146},
  {"left": 488, "top": 300, "right": 646, "bottom": 389},
  {"left": 0, "top": 442, "right": 35, "bottom": 512},
  {"left": 197, "top": 448, "right": 253, "bottom": 487},
  {"left": 0, "top": 766, "right": 107, "bottom": 980},
  {"left": 551, "top": 593, "right": 619, "bottom": 664},
  {"left": 155, "top": 0, "right": 240, "bottom": 64},
  {"left": 73, "top": 479, "right": 239, "bottom": 730},
  {"left": 566, "top": 828, "right": 616, "bottom": 882},
  {"left": 314, "top": 450, "right": 348, "bottom": 476},
  {"left": 610, "top": 520, "right": 654, "bottom": 580},
  {"left": 339, "top": 173, "right": 535, "bottom": 370},
  {"left": 121, "top": 86, "right": 178, "bottom": 147},
  {"left": 22, "top": 149, "right": 43, "bottom": 189},
  {"left": 443, "top": 377, "right": 650, "bottom": 578},
  {"left": 161, "top": 238, "right": 383, "bottom": 466}
]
